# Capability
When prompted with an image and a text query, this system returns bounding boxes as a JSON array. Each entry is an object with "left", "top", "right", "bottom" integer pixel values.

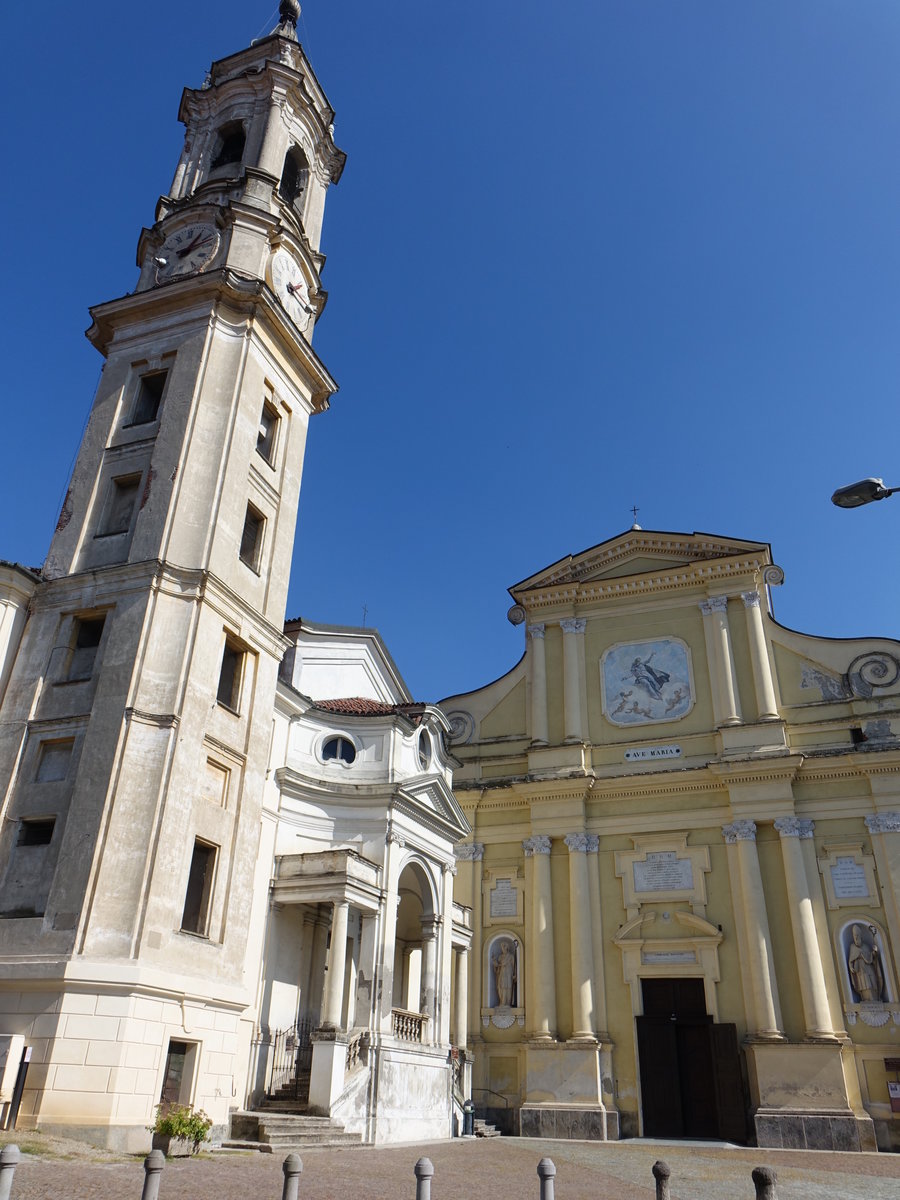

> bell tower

[{"left": 0, "top": 4, "right": 345, "bottom": 1149}]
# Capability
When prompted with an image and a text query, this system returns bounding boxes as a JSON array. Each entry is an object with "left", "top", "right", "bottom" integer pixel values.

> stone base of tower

[
  {"left": 746, "top": 1042, "right": 877, "bottom": 1152},
  {"left": 0, "top": 978, "right": 252, "bottom": 1152}
]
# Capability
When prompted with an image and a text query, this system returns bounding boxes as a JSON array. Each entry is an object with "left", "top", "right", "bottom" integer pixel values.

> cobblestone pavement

[{"left": 3, "top": 1135, "right": 900, "bottom": 1200}]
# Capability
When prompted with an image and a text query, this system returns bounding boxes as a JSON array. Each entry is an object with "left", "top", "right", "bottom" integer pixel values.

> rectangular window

[
  {"left": 99, "top": 474, "right": 141, "bottom": 536},
  {"left": 216, "top": 639, "right": 243, "bottom": 711},
  {"left": 68, "top": 616, "right": 105, "bottom": 681},
  {"left": 132, "top": 372, "right": 167, "bottom": 425},
  {"left": 181, "top": 839, "right": 217, "bottom": 936},
  {"left": 36, "top": 740, "right": 74, "bottom": 783},
  {"left": 17, "top": 818, "right": 55, "bottom": 847},
  {"left": 256, "top": 402, "right": 279, "bottom": 464},
  {"left": 239, "top": 504, "right": 264, "bottom": 572}
]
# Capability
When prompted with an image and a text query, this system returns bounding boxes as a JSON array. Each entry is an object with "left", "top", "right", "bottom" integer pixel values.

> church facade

[
  {"left": 441, "top": 529, "right": 900, "bottom": 1152},
  {"left": 0, "top": 3, "right": 899, "bottom": 1157}
]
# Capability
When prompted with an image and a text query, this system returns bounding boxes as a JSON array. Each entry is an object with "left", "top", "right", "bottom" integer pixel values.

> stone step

[
  {"left": 259, "top": 1130, "right": 363, "bottom": 1146},
  {"left": 257, "top": 1114, "right": 336, "bottom": 1125},
  {"left": 474, "top": 1118, "right": 501, "bottom": 1138}
]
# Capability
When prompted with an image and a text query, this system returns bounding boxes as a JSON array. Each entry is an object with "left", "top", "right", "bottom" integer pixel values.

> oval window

[
  {"left": 417, "top": 732, "right": 431, "bottom": 770},
  {"left": 322, "top": 736, "right": 356, "bottom": 764}
]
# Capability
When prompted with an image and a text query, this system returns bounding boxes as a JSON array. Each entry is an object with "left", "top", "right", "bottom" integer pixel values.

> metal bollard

[
  {"left": 537, "top": 1157, "right": 556, "bottom": 1200},
  {"left": 140, "top": 1149, "right": 165, "bottom": 1200},
  {"left": 752, "top": 1166, "right": 777, "bottom": 1200},
  {"left": 651, "top": 1160, "right": 671, "bottom": 1200},
  {"left": 414, "top": 1157, "right": 434, "bottom": 1200},
  {"left": 0, "top": 1145, "right": 20, "bottom": 1200},
  {"left": 282, "top": 1153, "right": 303, "bottom": 1200}
]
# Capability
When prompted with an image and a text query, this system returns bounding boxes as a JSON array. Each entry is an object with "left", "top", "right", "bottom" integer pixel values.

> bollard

[
  {"left": 752, "top": 1166, "right": 777, "bottom": 1200},
  {"left": 414, "top": 1157, "right": 434, "bottom": 1200},
  {"left": 0, "top": 1145, "right": 20, "bottom": 1200},
  {"left": 140, "top": 1149, "right": 165, "bottom": 1200},
  {"left": 282, "top": 1153, "right": 303, "bottom": 1200},
  {"left": 651, "top": 1160, "right": 671, "bottom": 1200},
  {"left": 537, "top": 1157, "right": 556, "bottom": 1200}
]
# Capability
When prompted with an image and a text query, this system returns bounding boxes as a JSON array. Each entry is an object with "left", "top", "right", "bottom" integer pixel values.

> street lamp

[{"left": 831, "top": 477, "right": 899, "bottom": 509}]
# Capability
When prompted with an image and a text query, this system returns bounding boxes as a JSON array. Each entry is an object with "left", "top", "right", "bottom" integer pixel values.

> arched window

[
  {"left": 279, "top": 146, "right": 310, "bottom": 216},
  {"left": 210, "top": 122, "right": 245, "bottom": 171}
]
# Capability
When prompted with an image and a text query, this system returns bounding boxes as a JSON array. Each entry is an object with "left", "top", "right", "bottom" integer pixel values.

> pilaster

[
  {"left": 564, "top": 833, "right": 597, "bottom": 1042},
  {"left": 523, "top": 835, "right": 556, "bottom": 1040},
  {"left": 528, "top": 626, "right": 548, "bottom": 745},
  {"left": 741, "top": 590, "right": 779, "bottom": 720},
  {"left": 700, "top": 597, "right": 741, "bottom": 726},
  {"left": 560, "top": 619, "right": 586, "bottom": 743}
]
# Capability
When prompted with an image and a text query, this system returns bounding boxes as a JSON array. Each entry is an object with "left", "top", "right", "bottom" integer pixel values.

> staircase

[
  {"left": 474, "top": 1116, "right": 502, "bottom": 1138},
  {"left": 224, "top": 1109, "right": 362, "bottom": 1152}
]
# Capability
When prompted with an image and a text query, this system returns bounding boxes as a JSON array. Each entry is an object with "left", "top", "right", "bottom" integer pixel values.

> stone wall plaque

[
  {"left": 490, "top": 878, "right": 518, "bottom": 918},
  {"left": 642, "top": 950, "right": 697, "bottom": 965},
  {"left": 633, "top": 851, "right": 694, "bottom": 894},
  {"left": 830, "top": 856, "right": 869, "bottom": 900}
]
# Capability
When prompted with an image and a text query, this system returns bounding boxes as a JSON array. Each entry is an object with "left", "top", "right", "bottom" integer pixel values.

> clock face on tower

[
  {"left": 155, "top": 222, "right": 220, "bottom": 282},
  {"left": 270, "top": 249, "right": 315, "bottom": 331}
]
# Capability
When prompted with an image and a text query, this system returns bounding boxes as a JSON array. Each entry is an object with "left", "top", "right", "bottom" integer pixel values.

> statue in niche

[
  {"left": 492, "top": 939, "right": 517, "bottom": 1008},
  {"left": 847, "top": 923, "right": 885, "bottom": 1002}
]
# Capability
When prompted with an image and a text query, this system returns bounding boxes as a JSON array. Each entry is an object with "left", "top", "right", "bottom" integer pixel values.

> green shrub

[{"left": 148, "top": 1104, "right": 213, "bottom": 1152}]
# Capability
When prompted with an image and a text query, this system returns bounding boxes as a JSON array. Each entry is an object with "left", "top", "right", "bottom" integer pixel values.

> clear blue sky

[{"left": 2, "top": 2, "right": 899, "bottom": 701}]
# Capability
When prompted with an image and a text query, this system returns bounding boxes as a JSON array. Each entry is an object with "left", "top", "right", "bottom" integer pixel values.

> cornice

[{"left": 514, "top": 553, "right": 771, "bottom": 614}]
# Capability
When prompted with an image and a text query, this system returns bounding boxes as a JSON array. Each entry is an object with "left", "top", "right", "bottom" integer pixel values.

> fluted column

[
  {"left": 701, "top": 597, "right": 741, "bottom": 725},
  {"left": 742, "top": 591, "right": 779, "bottom": 720},
  {"left": 454, "top": 948, "right": 469, "bottom": 1048},
  {"left": 320, "top": 900, "right": 349, "bottom": 1030},
  {"left": 773, "top": 818, "right": 834, "bottom": 1039},
  {"left": 565, "top": 833, "right": 598, "bottom": 1041},
  {"left": 456, "top": 843, "right": 484, "bottom": 1035},
  {"left": 560, "top": 619, "right": 586, "bottom": 743},
  {"left": 528, "top": 625, "right": 548, "bottom": 745},
  {"left": 524, "top": 835, "right": 556, "bottom": 1039},
  {"left": 722, "top": 820, "right": 782, "bottom": 1038},
  {"left": 865, "top": 813, "right": 900, "bottom": 958}
]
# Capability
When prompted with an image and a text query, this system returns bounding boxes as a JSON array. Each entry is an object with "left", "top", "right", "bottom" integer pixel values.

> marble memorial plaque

[
  {"left": 633, "top": 851, "right": 694, "bottom": 893},
  {"left": 830, "top": 856, "right": 869, "bottom": 899},
  {"left": 490, "top": 878, "right": 518, "bottom": 918},
  {"left": 642, "top": 951, "right": 697, "bottom": 964}
]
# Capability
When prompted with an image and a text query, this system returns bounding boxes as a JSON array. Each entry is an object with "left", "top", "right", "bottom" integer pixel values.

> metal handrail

[{"left": 471, "top": 1086, "right": 511, "bottom": 1109}]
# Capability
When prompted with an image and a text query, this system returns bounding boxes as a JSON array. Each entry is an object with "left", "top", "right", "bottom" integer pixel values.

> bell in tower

[{"left": 0, "top": 5, "right": 345, "bottom": 1151}]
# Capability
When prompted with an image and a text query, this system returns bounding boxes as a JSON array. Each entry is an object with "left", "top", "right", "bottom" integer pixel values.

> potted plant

[{"left": 148, "top": 1103, "right": 213, "bottom": 1156}]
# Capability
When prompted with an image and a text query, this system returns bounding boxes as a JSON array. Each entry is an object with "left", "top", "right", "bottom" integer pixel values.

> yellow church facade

[{"left": 441, "top": 529, "right": 900, "bottom": 1152}]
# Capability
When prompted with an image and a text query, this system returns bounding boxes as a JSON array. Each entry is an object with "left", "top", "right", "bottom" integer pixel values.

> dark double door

[{"left": 636, "top": 978, "right": 746, "bottom": 1142}]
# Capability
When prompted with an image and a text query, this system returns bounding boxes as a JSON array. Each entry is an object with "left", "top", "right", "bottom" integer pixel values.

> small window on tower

[
  {"left": 257, "top": 402, "right": 279, "bottom": 465},
  {"left": 239, "top": 504, "right": 265, "bottom": 572},
  {"left": 217, "top": 638, "right": 244, "bottom": 711},
  {"left": 17, "top": 818, "right": 55, "bottom": 847},
  {"left": 132, "top": 371, "right": 167, "bottom": 425},
  {"left": 180, "top": 839, "right": 217, "bottom": 936},
  {"left": 279, "top": 147, "right": 310, "bottom": 216},
  {"left": 68, "top": 616, "right": 106, "bottom": 681},
  {"left": 36, "top": 739, "right": 74, "bottom": 783},
  {"left": 99, "top": 474, "right": 141, "bottom": 537},
  {"left": 210, "top": 122, "right": 245, "bottom": 171}
]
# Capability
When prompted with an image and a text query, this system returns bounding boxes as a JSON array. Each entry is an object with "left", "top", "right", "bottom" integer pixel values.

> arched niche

[
  {"left": 837, "top": 918, "right": 900, "bottom": 1027},
  {"left": 482, "top": 931, "right": 524, "bottom": 1029}
]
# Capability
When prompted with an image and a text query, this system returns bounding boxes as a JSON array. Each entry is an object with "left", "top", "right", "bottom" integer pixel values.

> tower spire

[{"left": 274, "top": 0, "right": 300, "bottom": 39}]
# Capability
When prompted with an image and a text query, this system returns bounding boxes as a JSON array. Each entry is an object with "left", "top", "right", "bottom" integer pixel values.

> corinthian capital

[
  {"left": 564, "top": 833, "right": 599, "bottom": 853},
  {"left": 455, "top": 842, "right": 485, "bottom": 862},
  {"left": 722, "top": 819, "right": 757, "bottom": 843},
  {"left": 774, "top": 817, "right": 814, "bottom": 840},
  {"left": 865, "top": 812, "right": 900, "bottom": 834},
  {"left": 523, "top": 835, "right": 552, "bottom": 856},
  {"left": 560, "top": 618, "right": 587, "bottom": 635},
  {"left": 741, "top": 590, "right": 761, "bottom": 609},
  {"left": 527, "top": 624, "right": 545, "bottom": 640},
  {"left": 700, "top": 595, "right": 729, "bottom": 615}
]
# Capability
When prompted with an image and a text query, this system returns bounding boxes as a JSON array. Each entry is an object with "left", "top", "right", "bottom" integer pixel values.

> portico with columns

[{"left": 443, "top": 529, "right": 900, "bottom": 1151}]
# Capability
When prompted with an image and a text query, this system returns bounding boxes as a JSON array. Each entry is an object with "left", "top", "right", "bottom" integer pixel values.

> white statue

[
  {"left": 492, "top": 939, "right": 517, "bottom": 1007},
  {"left": 847, "top": 923, "right": 885, "bottom": 1002}
]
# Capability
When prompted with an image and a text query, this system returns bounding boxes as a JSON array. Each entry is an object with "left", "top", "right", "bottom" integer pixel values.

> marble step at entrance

[{"left": 225, "top": 1111, "right": 364, "bottom": 1150}]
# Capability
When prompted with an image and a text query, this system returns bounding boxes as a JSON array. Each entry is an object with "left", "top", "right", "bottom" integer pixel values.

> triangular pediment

[
  {"left": 397, "top": 776, "right": 470, "bottom": 840},
  {"left": 510, "top": 530, "right": 771, "bottom": 597}
]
